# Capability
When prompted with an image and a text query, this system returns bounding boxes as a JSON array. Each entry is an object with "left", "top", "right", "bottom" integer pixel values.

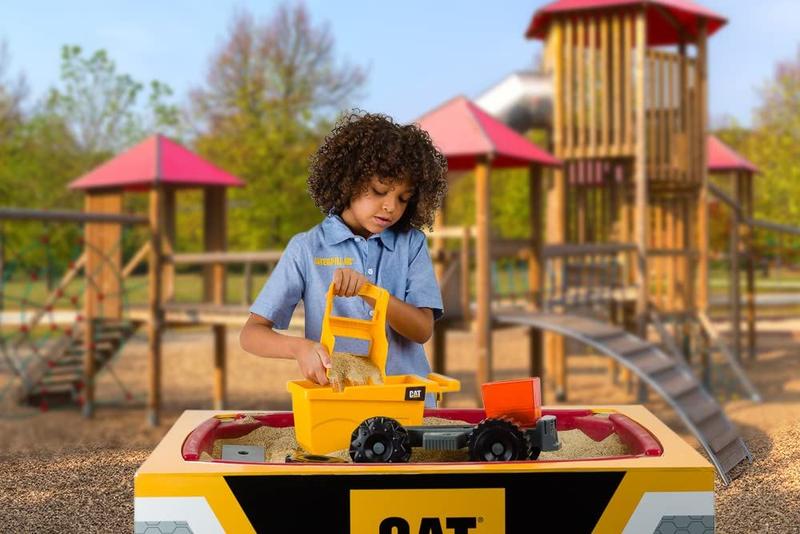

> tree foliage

[
  {"left": 713, "top": 48, "right": 800, "bottom": 261},
  {"left": 46, "top": 45, "right": 179, "bottom": 155},
  {"left": 0, "top": 44, "right": 178, "bottom": 270},
  {"left": 188, "top": 3, "right": 367, "bottom": 250}
]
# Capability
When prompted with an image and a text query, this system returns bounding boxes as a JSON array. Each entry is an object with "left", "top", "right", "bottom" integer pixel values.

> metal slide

[{"left": 495, "top": 310, "right": 752, "bottom": 484}]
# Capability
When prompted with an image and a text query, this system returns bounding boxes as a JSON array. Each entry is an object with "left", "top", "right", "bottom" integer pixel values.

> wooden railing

[
  {"left": 163, "top": 250, "right": 283, "bottom": 306},
  {"left": 541, "top": 242, "right": 637, "bottom": 311}
]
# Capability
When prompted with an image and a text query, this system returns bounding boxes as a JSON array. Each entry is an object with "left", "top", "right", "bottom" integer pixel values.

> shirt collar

[{"left": 322, "top": 214, "right": 396, "bottom": 251}]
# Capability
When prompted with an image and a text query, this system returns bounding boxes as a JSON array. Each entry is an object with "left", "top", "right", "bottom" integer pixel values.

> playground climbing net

[{"left": 0, "top": 221, "right": 146, "bottom": 415}]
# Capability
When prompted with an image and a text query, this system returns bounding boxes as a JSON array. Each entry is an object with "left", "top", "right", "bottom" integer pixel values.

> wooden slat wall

[
  {"left": 577, "top": 18, "right": 586, "bottom": 153},
  {"left": 601, "top": 17, "right": 610, "bottom": 150},
  {"left": 554, "top": 13, "right": 700, "bottom": 190},
  {"left": 547, "top": 12, "right": 704, "bottom": 321},
  {"left": 612, "top": 14, "right": 622, "bottom": 154},
  {"left": 643, "top": 50, "right": 698, "bottom": 186},
  {"left": 565, "top": 19, "right": 574, "bottom": 155},
  {"left": 623, "top": 14, "right": 634, "bottom": 153},
  {"left": 85, "top": 192, "right": 123, "bottom": 321},
  {"left": 588, "top": 19, "right": 597, "bottom": 155},
  {"left": 554, "top": 13, "right": 708, "bottom": 163}
]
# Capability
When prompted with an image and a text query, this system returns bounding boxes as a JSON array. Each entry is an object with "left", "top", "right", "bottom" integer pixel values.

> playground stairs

[
  {"left": 20, "top": 318, "right": 142, "bottom": 408},
  {"left": 494, "top": 310, "right": 752, "bottom": 484}
]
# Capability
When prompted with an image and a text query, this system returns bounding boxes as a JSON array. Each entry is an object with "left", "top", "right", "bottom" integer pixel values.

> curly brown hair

[{"left": 308, "top": 110, "right": 448, "bottom": 231}]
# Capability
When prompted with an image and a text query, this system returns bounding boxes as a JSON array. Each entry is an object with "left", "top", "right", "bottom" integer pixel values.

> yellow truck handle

[{"left": 319, "top": 281, "right": 391, "bottom": 378}]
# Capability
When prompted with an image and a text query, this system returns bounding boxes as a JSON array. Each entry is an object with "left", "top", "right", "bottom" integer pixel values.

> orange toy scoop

[{"left": 319, "top": 282, "right": 390, "bottom": 381}]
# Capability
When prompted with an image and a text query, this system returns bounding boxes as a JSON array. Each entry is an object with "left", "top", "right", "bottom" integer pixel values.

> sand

[
  {"left": 328, "top": 351, "right": 383, "bottom": 391},
  {"left": 205, "top": 415, "right": 629, "bottom": 464}
]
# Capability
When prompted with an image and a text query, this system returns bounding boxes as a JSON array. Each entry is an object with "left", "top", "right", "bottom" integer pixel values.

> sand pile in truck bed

[{"left": 328, "top": 351, "right": 383, "bottom": 391}]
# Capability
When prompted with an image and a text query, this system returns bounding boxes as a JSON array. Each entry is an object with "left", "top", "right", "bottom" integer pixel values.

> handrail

[
  {"left": 697, "top": 311, "right": 762, "bottom": 402},
  {"left": 0, "top": 207, "right": 148, "bottom": 225},
  {"left": 167, "top": 251, "right": 282, "bottom": 265},
  {"left": 122, "top": 242, "right": 151, "bottom": 279},
  {"left": 708, "top": 182, "right": 800, "bottom": 237},
  {"left": 542, "top": 242, "right": 637, "bottom": 258}
]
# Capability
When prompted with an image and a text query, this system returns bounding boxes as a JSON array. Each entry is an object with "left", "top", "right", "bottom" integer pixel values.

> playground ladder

[{"left": 20, "top": 318, "right": 142, "bottom": 407}]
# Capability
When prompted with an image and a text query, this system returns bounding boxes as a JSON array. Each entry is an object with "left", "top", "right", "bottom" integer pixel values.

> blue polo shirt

[{"left": 250, "top": 214, "right": 443, "bottom": 406}]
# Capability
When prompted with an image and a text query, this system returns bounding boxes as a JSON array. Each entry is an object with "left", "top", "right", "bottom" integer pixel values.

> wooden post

[
  {"left": 547, "top": 20, "right": 567, "bottom": 401},
  {"left": 204, "top": 187, "right": 228, "bottom": 410},
  {"left": 679, "top": 41, "right": 689, "bottom": 183},
  {"left": 577, "top": 17, "right": 586, "bottom": 154},
  {"left": 745, "top": 173, "right": 756, "bottom": 360},
  {"left": 634, "top": 9, "right": 648, "bottom": 336},
  {"left": 601, "top": 15, "right": 610, "bottom": 153},
  {"left": 432, "top": 203, "right": 447, "bottom": 375},
  {"left": 695, "top": 21, "right": 709, "bottom": 315},
  {"left": 475, "top": 157, "right": 493, "bottom": 396},
  {"left": 460, "top": 225, "right": 471, "bottom": 325},
  {"left": 624, "top": 14, "right": 634, "bottom": 152},
  {"left": 528, "top": 164, "right": 544, "bottom": 379},
  {"left": 163, "top": 187, "right": 176, "bottom": 303},
  {"left": 0, "top": 223, "right": 4, "bottom": 320},
  {"left": 243, "top": 261, "right": 253, "bottom": 306},
  {"left": 588, "top": 18, "right": 597, "bottom": 155},
  {"left": 213, "top": 323, "right": 226, "bottom": 408},
  {"left": 565, "top": 19, "right": 574, "bottom": 156},
  {"left": 83, "top": 197, "right": 98, "bottom": 419},
  {"left": 148, "top": 186, "right": 165, "bottom": 426},
  {"left": 83, "top": 191, "right": 123, "bottom": 418},
  {"left": 666, "top": 199, "right": 676, "bottom": 311},
  {"left": 730, "top": 172, "right": 742, "bottom": 361}
]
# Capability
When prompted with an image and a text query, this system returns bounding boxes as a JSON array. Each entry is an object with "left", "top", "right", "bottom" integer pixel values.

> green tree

[
  {"left": 1, "top": 45, "right": 178, "bottom": 272},
  {"left": 716, "top": 48, "right": 800, "bottom": 227},
  {"left": 188, "top": 4, "right": 367, "bottom": 250},
  {"left": 713, "top": 49, "right": 800, "bottom": 263},
  {"left": 0, "top": 41, "right": 27, "bottom": 145},
  {"left": 46, "top": 45, "right": 180, "bottom": 155},
  {"left": 445, "top": 129, "right": 549, "bottom": 240}
]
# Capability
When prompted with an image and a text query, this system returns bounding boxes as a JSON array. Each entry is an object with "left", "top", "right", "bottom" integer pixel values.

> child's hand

[
  {"left": 332, "top": 268, "right": 368, "bottom": 297},
  {"left": 295, "top": 339, "right": 332, "bottom": 385}
]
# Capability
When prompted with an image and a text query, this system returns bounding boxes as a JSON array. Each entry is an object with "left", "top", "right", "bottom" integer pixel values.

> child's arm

[
  {"left": 240, "top": 313, "right": 332, "bottom": 385},
  {"left": 385, "top": 298, "right": 434, "bottom": 344},
  {"left": 333, "top": 268, "right": 434, "bottom": 344}
]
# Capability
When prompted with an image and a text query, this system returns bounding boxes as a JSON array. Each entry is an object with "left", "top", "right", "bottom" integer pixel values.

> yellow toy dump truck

[{"left": 286, "top": 283, "right": 560, "bottom": 462}]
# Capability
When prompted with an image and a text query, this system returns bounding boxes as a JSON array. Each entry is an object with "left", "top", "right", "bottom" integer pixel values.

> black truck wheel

[
  {"left": 468, "top": 418, "right": 527, "bottom": 462},
  {"left": 349, "top": 416, "right": 412, "bottom": 463}
]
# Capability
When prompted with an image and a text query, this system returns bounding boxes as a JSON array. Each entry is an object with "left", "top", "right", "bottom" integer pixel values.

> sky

[{"left": 1, "top": 0, "right": 798, "bottom": 128}]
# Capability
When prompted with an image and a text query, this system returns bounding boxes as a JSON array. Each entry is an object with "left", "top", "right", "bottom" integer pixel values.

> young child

[{"left": 240, "top": 111, "right": 448, "bottom": 407}]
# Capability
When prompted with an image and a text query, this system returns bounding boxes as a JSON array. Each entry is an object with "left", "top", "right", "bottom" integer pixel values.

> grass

[
  {"left": 2, "top": 264, "right": 799, "bottom": 314},
  {"left": 1, "top": 272, "right": 271, "bottom": 309}
]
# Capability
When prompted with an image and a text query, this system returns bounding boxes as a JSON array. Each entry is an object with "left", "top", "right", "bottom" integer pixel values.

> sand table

[{"left": 204, "top": 416, "right": 629, "bottom": 463}]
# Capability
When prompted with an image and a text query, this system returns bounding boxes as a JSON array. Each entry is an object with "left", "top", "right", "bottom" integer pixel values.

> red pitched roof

[
  {"left": 707, "top": 135, "right": 759, "bottom": 174},
  {"left": 526, "top": 0, "right": 727, "bottom": 46},
  {"left": 415, "top": 96, "right": 561, "bottom": 171},
  {"left": 68, "top": 134, "right": 244, "bottom": 191}
]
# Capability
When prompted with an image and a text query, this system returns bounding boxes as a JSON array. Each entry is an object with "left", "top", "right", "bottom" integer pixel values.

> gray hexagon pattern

[
  {"left": 133, "top": 520, "right": 193, "bottom": 534},
  {"left": 654, "top": 515, "right": 714, "bottom": 534}
]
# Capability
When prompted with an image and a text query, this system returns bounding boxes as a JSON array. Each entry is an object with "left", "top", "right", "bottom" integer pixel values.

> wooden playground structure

[{"left": 2, "top": 0, "right": 800, "bottom": 485}]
